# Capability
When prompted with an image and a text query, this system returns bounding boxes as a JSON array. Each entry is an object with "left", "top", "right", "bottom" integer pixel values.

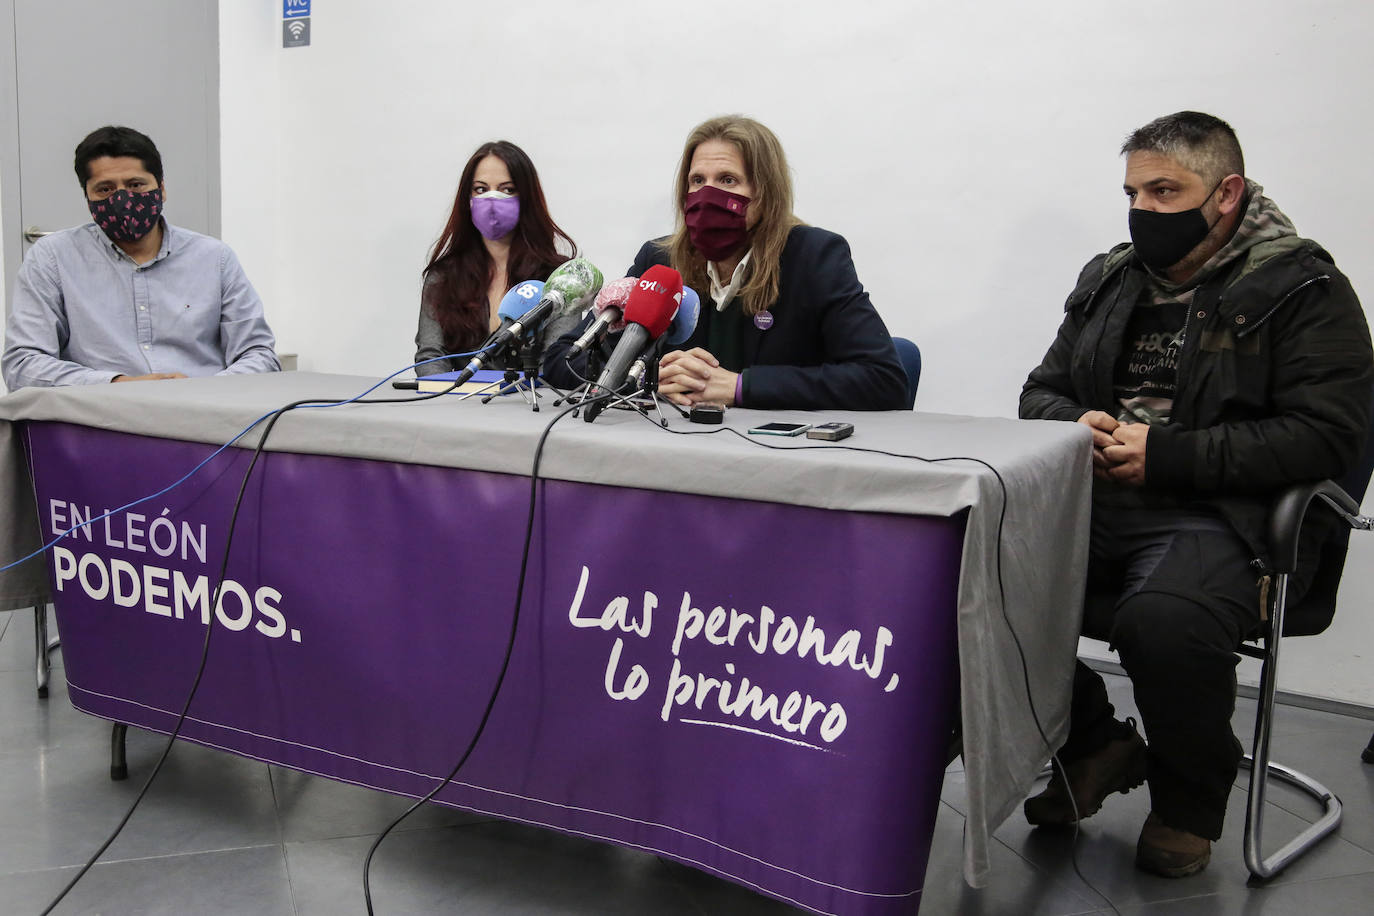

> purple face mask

[
  {"left": 470, "top": 193, "right": 521, "bottom": 240},
  {"left": 88, "top": 187, "right": 163, "bottom": 243}
]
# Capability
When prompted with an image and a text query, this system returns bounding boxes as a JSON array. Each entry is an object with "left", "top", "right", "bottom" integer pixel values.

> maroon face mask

[
  {"left": 684, "top": 185, "right": 750, "bottom": 261},
  {"left": 88, "top": 188, "right": 163, "bottom": 243}
]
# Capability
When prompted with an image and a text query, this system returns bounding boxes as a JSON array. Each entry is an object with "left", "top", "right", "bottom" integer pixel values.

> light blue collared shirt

[{"left": 2, "top": 221, "right": 280, "bottom": 389}]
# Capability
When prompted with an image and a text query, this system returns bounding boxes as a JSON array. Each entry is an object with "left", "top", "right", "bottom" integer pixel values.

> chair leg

[
  {"left": 34, "top": 603, "right": 59, "bottom": 698},
  {"left": 110, "top": 723, "right": 129, "bottom": 781},
  {"left": 1362, "top": 733, "right": 1374, "bottom": 765},
  {"left": 1240, "top": 574, "right": 1342, "bottom": 880}
]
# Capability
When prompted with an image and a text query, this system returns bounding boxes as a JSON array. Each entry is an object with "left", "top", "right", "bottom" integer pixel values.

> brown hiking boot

[
  {"left": 1024, "top": 719, "right": 1147, "bottom": 827},
  {"left": 1136, "top": 811, "right": 1211, "bottom": 877}
]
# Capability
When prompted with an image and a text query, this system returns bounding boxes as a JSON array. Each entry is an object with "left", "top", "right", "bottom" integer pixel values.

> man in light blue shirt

[{"left": 2, "top": 125, "right": 279, "bottom": 389}]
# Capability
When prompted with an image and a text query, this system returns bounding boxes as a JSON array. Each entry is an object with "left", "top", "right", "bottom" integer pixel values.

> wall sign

[{"left": 282, "top": 0, "right": 311, "bottom": 48}]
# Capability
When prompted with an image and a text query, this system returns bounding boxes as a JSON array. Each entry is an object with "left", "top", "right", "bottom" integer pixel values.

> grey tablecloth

[{"left": 0, "top": 372, "right": 1092, "bottom": 886}]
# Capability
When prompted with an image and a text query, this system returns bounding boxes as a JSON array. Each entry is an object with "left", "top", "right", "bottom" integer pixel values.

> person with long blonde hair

[{"left": 544, "top": 116, "right": 906, "bottom": 410}]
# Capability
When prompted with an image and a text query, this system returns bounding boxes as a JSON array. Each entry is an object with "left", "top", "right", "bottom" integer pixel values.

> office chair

[
  {"left": 1236, "top": 425, "right": 1374, "bottom": 879},
  {"left": 892, "top": 337, "right": 921, "bottom": 409},
  {"left": 1079, "top": 413, "right": 1374, "bottom": 881},
  {"left": 34, "top": 602, "right": 59, "bottom": 697}
]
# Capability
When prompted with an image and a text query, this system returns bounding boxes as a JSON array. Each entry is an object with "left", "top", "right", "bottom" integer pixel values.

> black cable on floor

[
  {"left": 37, "top": 396, "right": 323, "bottom": 915},
  {"left": 360, "top": 390, "right": 617, "bottom": 915},
  {"left": 33, "top": 356, "right": 494, "bottom": 914}
]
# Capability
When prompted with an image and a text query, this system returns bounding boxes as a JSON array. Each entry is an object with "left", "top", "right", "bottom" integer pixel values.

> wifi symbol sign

[{"left": 282, "top": 16, "right": 311, "bottom": 47}]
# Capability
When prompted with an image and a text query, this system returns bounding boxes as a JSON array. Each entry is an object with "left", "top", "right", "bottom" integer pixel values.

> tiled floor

[{"left": 3, "top": 606, "right": 1372, "bottom": 915}]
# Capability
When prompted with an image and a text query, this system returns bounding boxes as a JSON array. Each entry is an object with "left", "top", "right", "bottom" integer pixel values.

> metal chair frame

[
  {"left": 1237, "top": 480, "right": 1372, "bottom": 880},
  {"left": 34, "top": 602, "right": 60, "bottom": 697}
]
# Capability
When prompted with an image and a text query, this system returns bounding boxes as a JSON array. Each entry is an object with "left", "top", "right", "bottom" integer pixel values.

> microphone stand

[
  {"left": 582, "top": 338, "right": 681, "bottom": 426},
  {"left": 482, "top": 339, "right": 544, "bottom": 411},
  {"left": 636, "top": 343, "right": 683, "bottom": 427},
  {"left": 560, "top": 344, "right": 605, "bottom": 416}
]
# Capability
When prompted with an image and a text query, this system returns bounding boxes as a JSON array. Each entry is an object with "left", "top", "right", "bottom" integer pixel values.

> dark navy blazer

[{"left": 543, "top": 225, "right": 907, "bottom": 411}]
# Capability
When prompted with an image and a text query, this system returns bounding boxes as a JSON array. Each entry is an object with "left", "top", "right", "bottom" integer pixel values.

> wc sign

[{"left": 283, "top": 0, "right": 311, "bottom": 48}]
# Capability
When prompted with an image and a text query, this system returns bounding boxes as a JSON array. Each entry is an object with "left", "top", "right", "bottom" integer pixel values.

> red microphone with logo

[{"left": 583, "top": 264, "right": 683, "bottom": 422}]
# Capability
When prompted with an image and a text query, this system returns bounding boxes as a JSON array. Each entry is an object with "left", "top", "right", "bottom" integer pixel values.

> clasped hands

[
  {"left": 1078, "top": 410, "right": 1148, "bottom": 486},
  {"left": 657, "top": 347, "right": 739, "bottom": 407}
]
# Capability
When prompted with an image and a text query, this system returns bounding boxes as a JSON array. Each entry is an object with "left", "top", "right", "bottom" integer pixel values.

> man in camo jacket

[{"left": 1019, "top": 110, "right": 1372, "bottom": 877}]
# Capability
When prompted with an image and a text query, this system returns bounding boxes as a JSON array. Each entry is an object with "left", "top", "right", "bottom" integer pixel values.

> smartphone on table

[{"left": 748, "top": 422, "right": 811, "bottom": 437}]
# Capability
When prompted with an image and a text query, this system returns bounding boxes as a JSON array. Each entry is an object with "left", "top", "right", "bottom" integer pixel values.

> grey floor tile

[
  {"left": 0, "top": 843, "right": 293, "bottom": 915},
  {"left": 917, "top": 802, "right": 1104, "bottom": 915},
  {"left": 1227, "top": 695, "right": 1374, "bottom": 858},
  {"left": 285, "top": 821, "right": 711, "bottom": 916},
  {"left": 268, "top": 765, "right": 492, "bottom": 842},
  {"left": 0, "top": 728, "right": 280, "bottom": 873},
  {"left": 942, "top": 670, "right": 1374, "bottom": 912},
  {"left": 1234, "top": 698, "right": 1374, "bottom": 839},
  {"left": 992, "top": 776, "right": 1374, "bottom": 909},
  {"left": 655, "top": 855, "right": 812, "bottom": 915},
  {"left": 1113, "top": 869, "right": 1374, "bottom": 914},
  {"left": 0, "top": 601, "right": 59, "bottom": 674},
  {"left": 1231, "top": 693, "right": 1372, "bottom": 742},
  {"left": 6, "top": 657, "right": 1374, "bottom": 916},
  {"left": 0, "top": 666, "right": 109, "bottom": 756}
]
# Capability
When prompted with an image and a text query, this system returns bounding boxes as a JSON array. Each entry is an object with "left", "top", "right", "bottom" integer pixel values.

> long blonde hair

[{"left": 663, "top": 116, "right": 802, "bottom": 317}]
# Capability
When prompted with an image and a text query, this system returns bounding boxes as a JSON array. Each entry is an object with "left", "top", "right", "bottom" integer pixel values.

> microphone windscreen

[
  {"left": 498, "top": 280, "right": 545, "bottom": 322},
  {"left": 593, "top": 277, "right": 637, "bottom": 330},
  {"left": 622, "top": 265, "right": 683, "bottom": 340},
  {"left": 544, "top": 258, "right": 604, "bottom": 315},
  {"left": 666, "top": 285, "right": 701, "bottom": 346}
]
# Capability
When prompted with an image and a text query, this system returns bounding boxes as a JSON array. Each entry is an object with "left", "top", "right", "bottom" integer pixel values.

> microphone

[
  {"left": 666, "top": 285, "right": 701, "bottom": 347},
  {"left": 452, "top": 259, "right": 602, "bottom": 385},
  {"left": 623, "top": 285, "right": 702, "bottom": 389},
  {"left": 567, "top": 276, "right": 637, "bottom": 358},
  {"left": 584, "top": 265, "right": 683, "bottom": 420},
  {"left": 542, "top": 257, "right": 605, "bottom": 320},
  {"left": 446, "top": 279, "right": 544, "bottom": 380},
  {"left": 487, "top": 279, "right": 546, "bottom": 344},
  {"left": 626, "top": 284, "right": 703, "bottom": 390}
]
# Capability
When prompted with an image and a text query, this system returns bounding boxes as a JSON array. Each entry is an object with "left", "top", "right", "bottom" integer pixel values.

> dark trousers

[{"left": 1062, "top": 507, "right": 1315, "bottom": 840}]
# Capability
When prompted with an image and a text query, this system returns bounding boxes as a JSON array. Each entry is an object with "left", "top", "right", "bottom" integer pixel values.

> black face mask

[{"left": 1127, "top": 179, "right": 1226, "bottom": 271}]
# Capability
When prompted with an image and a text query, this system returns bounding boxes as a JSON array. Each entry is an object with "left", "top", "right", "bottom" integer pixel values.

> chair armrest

[{"left": 1268, "top": 480, "right": 1367, "bottom": 574}]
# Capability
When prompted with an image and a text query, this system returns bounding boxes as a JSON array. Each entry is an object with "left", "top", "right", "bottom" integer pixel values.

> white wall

[
  {"left": 0, "top": 162, "right": 6, "bottom": 397},
  {"left": 218, "top": 0, "right": 1374, "bottom": 706},
  {"left": 0, "top": 158, "right": 5, "bottom": 357}
]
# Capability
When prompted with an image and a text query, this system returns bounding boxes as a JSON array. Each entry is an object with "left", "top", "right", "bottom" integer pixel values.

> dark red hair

[{"left": 422, "top": 141, "right": 576, "bottom": 351}]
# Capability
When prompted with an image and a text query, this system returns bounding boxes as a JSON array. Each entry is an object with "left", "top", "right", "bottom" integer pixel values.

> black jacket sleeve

[
  {"left": 1019, "top": 252, "right": 1112, "bottom": 423},
  {"left": 743, "top": 230, "right": 907, "bottom": 411},
  {"left": 544, "top": 232, "right": 908, "bottom": 411},
  {"left": 1146, "top": 265, "right": 1374, "bottom": 493},
  {"left": 539, "top": 311, "right": 596, "bottom": 390}
]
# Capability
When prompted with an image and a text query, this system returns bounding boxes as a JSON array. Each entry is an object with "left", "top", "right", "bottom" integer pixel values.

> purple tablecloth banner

[{"left": 27, "top": 421, "right": 965, "bottom": 916}]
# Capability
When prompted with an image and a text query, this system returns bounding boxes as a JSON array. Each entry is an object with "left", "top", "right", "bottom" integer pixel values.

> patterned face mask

[{"left": 88, "top": 187, "right": 163, "bottom": 243}]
